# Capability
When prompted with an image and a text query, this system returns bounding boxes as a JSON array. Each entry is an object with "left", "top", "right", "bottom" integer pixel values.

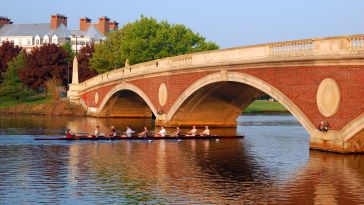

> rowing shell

[{"left": 34, "top": 135, "right": 245, "bottom": 141}]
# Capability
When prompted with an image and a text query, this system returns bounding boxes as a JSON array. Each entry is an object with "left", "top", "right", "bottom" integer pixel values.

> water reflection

[{"left": 0, "top": 114, "right": 363, "bottom": 204}]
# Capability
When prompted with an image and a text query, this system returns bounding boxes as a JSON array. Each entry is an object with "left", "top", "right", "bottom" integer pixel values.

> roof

[
  {"left": 0, "top": 23, "right": 105, "bottom": 40},
  {"left": 71, "top": 25, "right": 105, "bottom": 40},
  {"left": 0, "top": 23, "right": 50, "bottom": 36},
  {"left": 46, "top": 24, "right": 71, "bottom": 38}
]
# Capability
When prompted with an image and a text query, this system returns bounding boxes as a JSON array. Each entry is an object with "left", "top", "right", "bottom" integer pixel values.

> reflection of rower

[
  {"left": 200, "top": 126, "right": 210, "bottom": 136},
  {"left": 186, "top": 125, "right": 197, "bottom": 136}
]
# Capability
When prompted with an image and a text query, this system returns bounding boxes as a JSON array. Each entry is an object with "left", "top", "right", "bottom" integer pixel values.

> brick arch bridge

[{"left": 68, "top": 35, "right": 364, "bottom": 153}]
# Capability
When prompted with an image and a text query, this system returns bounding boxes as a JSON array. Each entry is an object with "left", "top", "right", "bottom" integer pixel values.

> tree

[
  {"left": 90, "top": 16, "right": 219, "bottom": 73},
  {"left": 78, "top": 44, "right": 98, "bottom": 82},
  {"left": 19, "top": 44, "right": 69, "bottom": 90},
  {"left": 0, "top": 53, "right": 34, "bottom": 100},
  {"left": 61, "top": 42, "right": 75, "bottom": 64},
  {"left": 0, "top": 41, "right": 22, "bottom": 82}
]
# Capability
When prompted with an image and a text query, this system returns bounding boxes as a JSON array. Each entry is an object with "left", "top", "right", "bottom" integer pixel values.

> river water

[{"left": 0, "top": 114, "right": 363, "bottom": 204}]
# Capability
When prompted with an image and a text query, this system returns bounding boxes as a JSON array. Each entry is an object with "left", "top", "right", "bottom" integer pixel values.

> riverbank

[
  {"left": 0, "top": 96, "right": 85, "bottom": 116},
  {"left": 244, "top": 100, "right": 288, "bottom": 113},
  {"left": 0, "top": 96, "right": 288, "bottom": 116}
]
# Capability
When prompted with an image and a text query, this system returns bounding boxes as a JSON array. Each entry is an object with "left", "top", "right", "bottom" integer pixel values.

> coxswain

[
  {"left": 186, "top": 125, "right": 197, "bottom": 136},
  {"left": 200, "top": 126, "right": 210, "bottom": 136},
  {"left": 65, "top": 128, "right": 74, "bottom": 139}
]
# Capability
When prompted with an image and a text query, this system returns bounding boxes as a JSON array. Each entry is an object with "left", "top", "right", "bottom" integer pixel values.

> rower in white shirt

[
  {"left": 155, "top": 126, "right": 166, "bottom": 137},
  {"left": 125, "top": 126, "right": 135, "bottom": 137}
]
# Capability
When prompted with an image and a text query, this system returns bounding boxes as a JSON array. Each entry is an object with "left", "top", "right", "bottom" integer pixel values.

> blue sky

[{"left": 1, "top": 0, "right": 363, "bottom": 48}]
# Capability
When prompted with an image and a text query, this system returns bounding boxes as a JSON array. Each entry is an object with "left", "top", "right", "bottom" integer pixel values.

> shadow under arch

[
  {"left": 96, "top": 83, "right": 157, "bottom": 118},
  {"left": 167, "top": 72, "right": 316, "bottom": 136}
]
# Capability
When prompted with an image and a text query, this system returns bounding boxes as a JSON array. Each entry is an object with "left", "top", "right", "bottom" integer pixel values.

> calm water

[{"left": 0, "top": 114, "right": 363, "bottom": 204}]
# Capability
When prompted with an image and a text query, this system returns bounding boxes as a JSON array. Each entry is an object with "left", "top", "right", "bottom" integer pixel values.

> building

[{"left": 0, "top": 14, "right": 118, "bottom": 52}]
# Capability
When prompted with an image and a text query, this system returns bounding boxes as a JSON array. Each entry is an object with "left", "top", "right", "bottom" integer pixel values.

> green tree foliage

[
  {"left": 0, "top": 41, "right": 22, "bottom": 82},
  {"left": 61, "top": 42, "right": 75, "bottom": 64},
  {"left": 77, "top": 44, "right": 98, "bottom": 82},
  {"left": 0, "top": 53, "right": 34, "bottom": 100},
  {"left": 20, "top": 44, "right": 69, "bottom": 90},
  {"left": 91, "top": 16, "right": 219, "bottom": 73}
]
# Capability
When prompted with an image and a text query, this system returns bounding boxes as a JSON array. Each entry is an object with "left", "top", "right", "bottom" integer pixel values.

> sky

[{"left": 1, "top": 0, "right": 363, "bottom": 48}]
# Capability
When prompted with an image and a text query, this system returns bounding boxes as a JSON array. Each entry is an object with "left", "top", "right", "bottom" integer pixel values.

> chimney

[
  {"left": 80, "top": 17, "right": 91, "bottom": 31},
  {"left": 97, "top": 16, "right": 110, "bottom": 34},
  {"left": 51, "top": 14, "right": 67, "bottom": 29},
  {"left": 0, "top": 16, "right": 12, "bottom": 26},
  {"left": 109, "top": 21, "right": 119, "bottom": 31}
]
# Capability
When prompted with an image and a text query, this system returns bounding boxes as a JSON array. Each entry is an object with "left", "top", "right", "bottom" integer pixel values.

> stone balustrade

[
  {"left": 72, "top": 34, "right": 364, "bottom": 93},
  {"left": 348, "top": 36, "right": 364, "bottom": 50}
]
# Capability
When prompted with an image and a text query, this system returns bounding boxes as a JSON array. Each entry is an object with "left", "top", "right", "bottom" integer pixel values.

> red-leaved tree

[
  {"left": 0, "top": 41, "right": 22, "bottom": 82},
  {"left": 77, "top": 44, "right": 97, "bottom": 82},
  {"left": 20, "top": 44, "right": 69, "bottom": 90}
]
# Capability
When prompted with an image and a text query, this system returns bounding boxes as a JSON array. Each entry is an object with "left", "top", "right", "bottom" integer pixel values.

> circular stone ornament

[
  {"left": 94, "top": 92, "right": 99, "bottom": 105},
  {"left": 158, "top": 83, "right": 168, "bottom": 106},
  {"left": 316, "top": 78, "right": 340, "bottom": 117}
]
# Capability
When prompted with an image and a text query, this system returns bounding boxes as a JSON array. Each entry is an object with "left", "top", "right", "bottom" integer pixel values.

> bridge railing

[{"left": 73, "top": 34, "right": 364, "bottom": 93}]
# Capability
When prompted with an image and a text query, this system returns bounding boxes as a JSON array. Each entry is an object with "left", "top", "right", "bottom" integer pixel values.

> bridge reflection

[{"left": 66, "top": 140, "right": 364, "bottom": 203}]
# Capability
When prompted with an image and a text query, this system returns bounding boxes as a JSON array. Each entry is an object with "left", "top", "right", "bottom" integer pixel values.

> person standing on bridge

[{"left": 186, "top": 125, "right": 197, "bottom": 136}]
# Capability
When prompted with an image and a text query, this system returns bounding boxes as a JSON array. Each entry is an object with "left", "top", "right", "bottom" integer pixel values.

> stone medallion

[
  {"left": 94, "top": 92, "right": 99, "bottom": 105},
  {"left": 158, "top": 83, "right": 168, "bottom": 106},
  {"left": 316, "top": 78, "right": 340, "bottom": 117}
]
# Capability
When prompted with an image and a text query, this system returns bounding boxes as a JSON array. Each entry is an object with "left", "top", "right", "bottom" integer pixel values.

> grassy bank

[
  {"left": 244, "top": 100, "right": 288, "bottom": 113},
  {"left": 0, "top": 95, "right": 49, "bottom": 108},
  {"left": 0, "top": 95, "right": 85, "bottom": 116}
]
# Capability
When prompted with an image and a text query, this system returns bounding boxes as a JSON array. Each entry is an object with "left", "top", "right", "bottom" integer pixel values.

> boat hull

[{"left": 34, "top": 135, "right": 245, "bottom": 141}]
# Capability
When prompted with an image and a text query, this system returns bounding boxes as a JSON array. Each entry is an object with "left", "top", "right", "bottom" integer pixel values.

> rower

[
  {"left": 186, "top": 125, "right": 197, "bottom": 136},
  {"left": 109, "top": 126, "right": 117, "bottom": 137},
  {"left": 138, "top": 126, "right": 148, "bottom": 137},
  {"left": 125, "top": 126, "right": 135, "bottom": 137},
  {"left": 170, "top": 126, "right": 180, "bottom": 137},
  {"left": 200, "top": 126, "right": 210, "bottom": 136},
  {"left": 155, "top": 126, "right": 166, "bottom": 137},
  {"left": 65, "top": 128, "right": 74, "bottom": 138}
]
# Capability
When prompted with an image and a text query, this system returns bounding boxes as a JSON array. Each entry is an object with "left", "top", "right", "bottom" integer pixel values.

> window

[
  {"left": 18, "top": 39, "right": 22, "bottom": 45},
  {"left": 27, "top": 39, "right": 31, "bottom": 45},
  {"left": 36, "top": 39, "right": 40, "bottom": 45},
  {"left": 52, "top": 35, "right": 58, "bottom": 44}
]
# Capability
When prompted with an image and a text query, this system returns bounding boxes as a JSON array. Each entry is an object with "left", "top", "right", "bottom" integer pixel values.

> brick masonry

[{"left": 80, "top": 65, "right": 364, "bottom": 131}]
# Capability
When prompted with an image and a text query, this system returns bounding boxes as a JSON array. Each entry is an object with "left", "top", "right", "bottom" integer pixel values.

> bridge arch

[
  {"left": 95, "top": 82, "right": 158, "bottom": 117},
  {"left": 341, "top": 114, "right": 364, "bottom": 142},
  {"left": 167, "top": 71, "right": 316, "bottom": 136}
]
